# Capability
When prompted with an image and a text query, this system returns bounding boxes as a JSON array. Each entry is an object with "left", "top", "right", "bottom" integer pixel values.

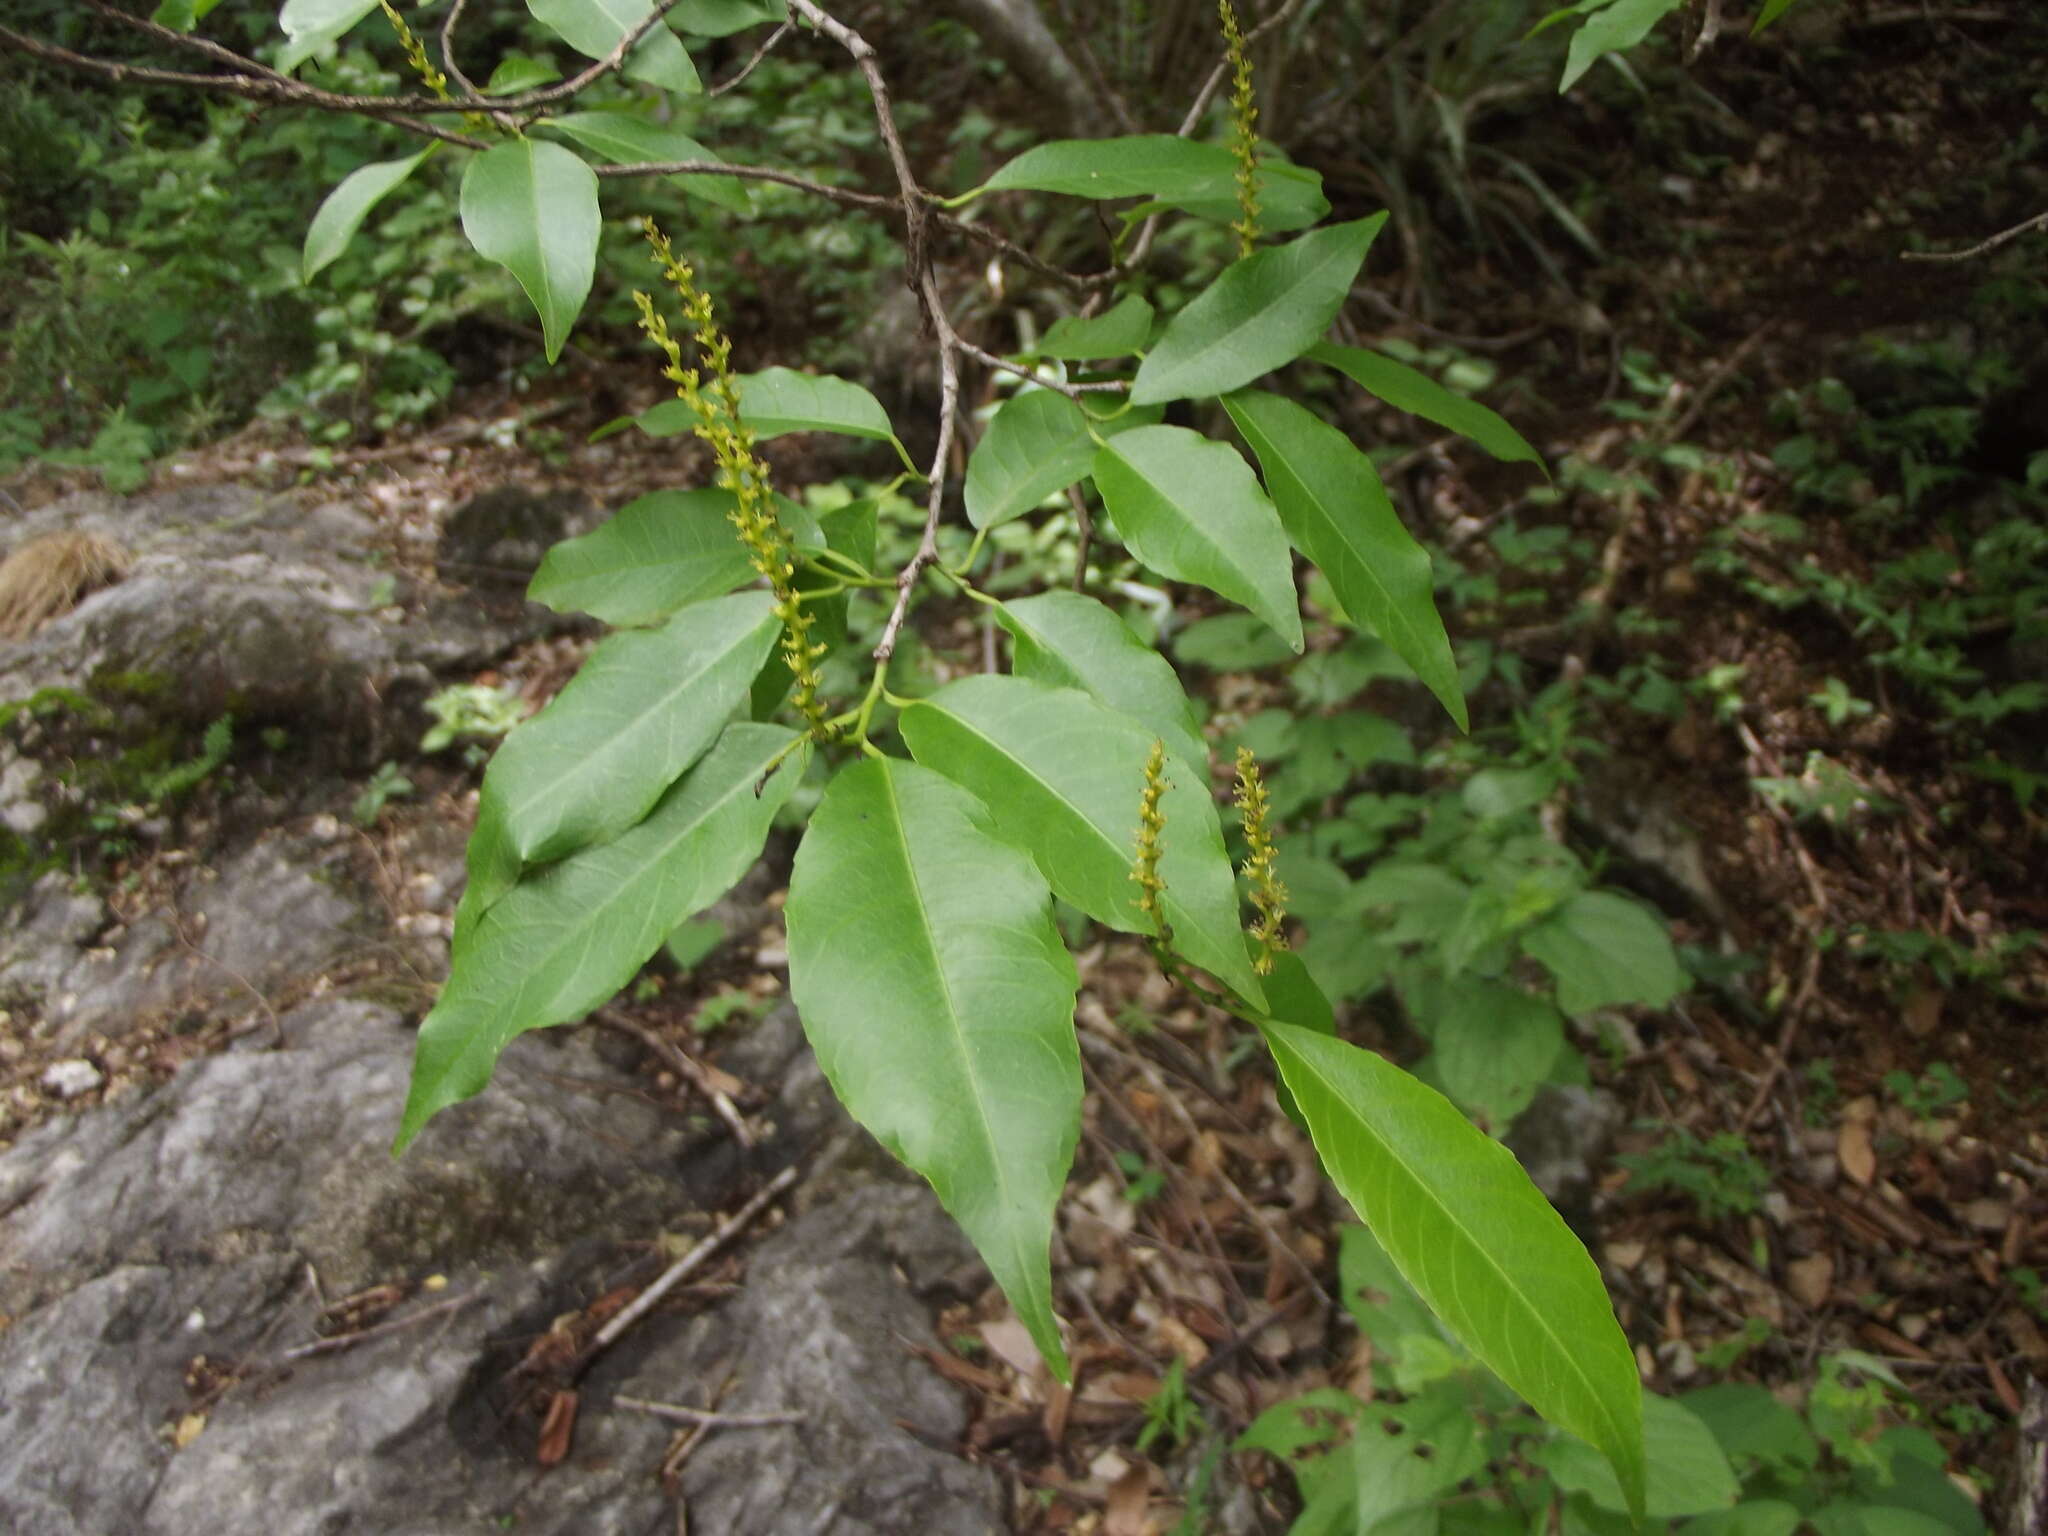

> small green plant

[
  {"left": 1620, "top": 1126, "right": 1773, "bottom": 1223},
  {"left": 1802, "top": 1058, "right": 1841, "bottom": 1128},
  {"left": 351, "top": 760, "right": 415, "bottom": 827},
  {"left": 1239, "top": 1224, "right": 1987, "bottom": 1532},
  {"left": 1135, "top": 1355, "right": 1202, "bottom": 1456},
  {"left": 420, "top": 682, "right": 525, "bottom": 755},
  {"left": 689, "top": 990, "right": 772, "bottom": 1035},
  {"left": 1882, "top": 1062, "right": 1968, "bottom": 1121},
  {"left": 1809, "top": 677, "right": 1875, "bottom": 728},
  {"left": 1113, "top": 1149, "right": 1167, "bottom": 1207},
  {"left": 141, "top": 714, "right": 233, "bottom": 804}
]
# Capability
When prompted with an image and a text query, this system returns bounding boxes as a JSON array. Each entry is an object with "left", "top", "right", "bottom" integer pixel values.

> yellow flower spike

[
  {"left": 378, "top": 1, "right": 450, "bottom": 99},
  {"left": 1130, "top": 739, "right": 1173, "bottom": 946},
  {"left": 636, "top": 219, "right": 833, "bottom": 738},
  {"left": 1233, "top": 746, "right": 1289, "bottom": 975},
  {"left": 1218, "top": 0, "right": 1261, "bottom": 259}
]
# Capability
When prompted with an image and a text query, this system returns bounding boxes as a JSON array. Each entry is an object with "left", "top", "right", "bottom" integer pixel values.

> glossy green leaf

[
  {"left": 1145, "top": 156, "right": 1331, "bottom": 235},
  {"left": 1557, "top": 0, "right": 1684, "bottom": 92},
  {"left": 277, "top": 0, "right": 380, "bottom": 70},
  {"left": 1260, "top": 950, "right": 1336, "bottom": 1134},
  {"left": 462, "top": 589, "right": 780, "bottom": 922},
  {"left": 152, "top": 0, "right": 224, "bottom": 30},
  {"left": 527, "top": 0, "right": 702, "bottom": 95},
  {"left": 995, "top": 590, "right": 1206, "bottom": 773},
  {"left": 396, "top": 723, "right": 801, "bottom": 1149},
  {"left": 528, "top": 488, "right": 753, "bottom": 625},
  {"left": 980, "top": 134, "right": 1239, "bottom": 201},
  {"left": 735, "top": 367, "right": 895, "bottom": 443},
  {"left": 901, "top": 675, "right": 1265, "bottom": 1009},
  {"left": 1683, "top": 1504, "right": 1804, "bottom": 1536},
  {"left": 1223, "top": 389, "right": 1465, "bottom": 729},
  {"left": 670, "top": 0, "right": 783, "bottom": 34},
  {"left": 1258, "top": 1019, "right": 1646, "bottom": 1514},
  {"left": 535, "top": 112, "right": 750, "bottom": 210},
  {"left": 1520, "top": 891, "right": 1685, "bottom": 1016},
  {"left": 1130, "top": 217, "right": 1386, "bottom": 406},
  {"left": 1030, "top": 296, "right": 1154, "bottom": 361},
  {"left": 965, "top": 391, "right": 1094, "bottom": 530},
  {"left": 485, "top": 53, "right": 562, "bottom": 92},
  {"left": 1092, "top": 426, "right": 1302, "bottom": 652},
  {"left": 786, "top": 756, "right": 1082, "bottom": 1376},
  {"left": 303, "top": 148, "right": 434, "bottom": 282},
  {"left": 459, "top": 140, "right": 599, "bottom": 364},
  {"left": 1308, "top": 343, "right": 1542, "bottom": 470},
  {"left": 1538, "top": 1393, "right": 1736, "bottom": 1518},
  {"left": 1426, "top": 978, "right": 1565, "bottom": 1127}
]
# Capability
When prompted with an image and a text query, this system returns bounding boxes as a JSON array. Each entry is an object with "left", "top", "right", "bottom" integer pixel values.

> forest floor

[{"left": 5, "top": 5, "right": 2045, "bottom": 1530}]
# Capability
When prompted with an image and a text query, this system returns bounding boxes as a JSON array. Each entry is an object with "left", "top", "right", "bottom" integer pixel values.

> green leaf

[
  {"left": 786, "top": 756, "right": 1082, "bottom": 1376},
  {"left": 484, "top": 53, "right": 562, "bottom": 93},
  {"left": 527, "top": 0, "right": 702, "bottom": 95},
  {"left": 902, "top": 675, "right": 1265, "bottom": 1009},
  {"left": 1222, "top": 389, "right": 1465, "bottom": 730},
  {"left": 1307, "top": 343, "right": 1544, "bottom": 470},
  {"left": 965, "top": 391, "right": 1095, "bottom": 530},
  {"left": 1557, "top": 0, "right": 1685, "bottom": 92},
  {"left": 1260, "top": 950, "right": 1335, "bottom": 1133},
  {"left": 670, "top": 0, "right": 783, "bottom": 35},
  {"left": 462, "top": 589, "right": 780, "bottom": 923},
  {"left": 277, "top": 0, "right": 380, "bottom": 70},
  {"left": 535, "top": 112, "right": 751, "bottom": 211},
  {"left": 1130, "top": 217, "right": 1387, "bottom": 406},
  {"left": 1172, "top": 612, "right": 1297, "bottom": 670},
  {"left": 1093, "top": 427, "right": 1301, "bottom": 651},
  {"left": 995, "top": 590, "right": 1207, "bottom": 774},
  {"left": 1751, "top": 0, "right": 1803, "bottom": 34},
  {"left": 735, "top": 367, "right": 895, "bottom": 443},
  {"left": 980, "top": 134, "right": 1241, "bottom": 201},
  {"left": 1030, "top": 296, "right": 1155, "bottom": 361},
  {"left": 1683, "top": 1504, "right": 1804, "bottom": 1536},
  {"left": 964, "top": 392, "right": 1161, "bottom": 532},
  {"left": 458, "top": 139, "right": 599, "bottom": 364},
  {"left": 528, "top": 488, "right": 753, "bottom": 625},
  {"left": 396, "top": 723, "right": 801, "bottom": 1150},
  {"left": 1238, "top": 1387, "right": 1485, "bottom": 1531},
  {"left": 1426, "top": 978, "right": 1565, "bottom": 1127},
  {"left": 1258, "top": 1019, "right": 1646, "bottom": 1514},
  {"left": 303, "top": 148, "right": 434, "bottom": 282},
  {"left": 152, "top": 0, "right": 224, "bottom": 30},
  {"left": 1143, "top": 156, "right": 1331, "bottom": 236},
  {"left": 1520, "top": 891, "right": 1685, "bottom": 1016},
  {"left": 1538, "top": 1393, "right": 1736, "bottom": 1518}
]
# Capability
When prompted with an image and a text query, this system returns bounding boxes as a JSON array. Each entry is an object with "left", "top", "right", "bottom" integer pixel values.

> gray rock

[{"left": 439, "top": 486, "right": 598, "bottom": 591}]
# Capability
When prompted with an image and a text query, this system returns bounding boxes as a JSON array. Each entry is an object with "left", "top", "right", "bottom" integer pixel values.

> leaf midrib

[{"left": 1145, "top": 228, "right": 1354, "bottom": 386}]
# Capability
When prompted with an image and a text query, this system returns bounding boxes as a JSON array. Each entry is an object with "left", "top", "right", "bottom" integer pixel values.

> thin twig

[
  {"left": 595, "top": 1006, "right": 753, "bottom": 1148},
  {"left": 949, "top": 333, "right": 1128, "bottom": 398},
  {"left": 278, "top": 1291, "right": 476, "bottom": 1361},
  {"left": 1901, "top": 207, "right": 2048, "bottom": 263},
  {"left": 616, "top": 1395, "right": 804, "bottom": 1428},
  {"left": 580, "top": 1164, "right": 801, "bottom": 1364},
  {"left": 1065, "top": 483, "right": 1093, "bottom": 592},
  {"left": 875, "top": 270, "right": 962, "bottom": 662},
  {"left": 710, "top": 18, "right": 794, "bottom": 96}
]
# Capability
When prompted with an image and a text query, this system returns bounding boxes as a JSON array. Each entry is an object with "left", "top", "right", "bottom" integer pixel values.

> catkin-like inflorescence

[
  {"left": 636, "top": 219, "right": 831, "bottom": 736},
  {"left": 379, "top": 1, "right": 449, "bottom": 97},
  {"left": 1130, "top": 739, "right": 1173, "bottom": 946},
  {"left": 1233, "top": 746, "right": 1288, "bottom": 974},
  {"left": 1218, "top": 0, "right": 1261, "bottom": 259}
]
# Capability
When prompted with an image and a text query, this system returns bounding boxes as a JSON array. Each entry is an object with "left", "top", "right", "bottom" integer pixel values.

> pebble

[{"left": 40, "top": 1058, "right": 105, "bottom": 1099}]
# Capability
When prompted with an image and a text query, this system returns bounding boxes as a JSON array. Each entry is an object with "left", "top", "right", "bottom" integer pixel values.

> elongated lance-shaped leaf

[
  {"left": 1221, "top": 390, "right": 1465, "bottom": 729},
  {"left": 527, "top": 0, "right": 701, "bottom": 95},
  {"left": 459, "top": 140, "right": 599, "bottom": 364},
  {"left": 1143, "top": 156, "right": 1330, "bottom": 236},
  {"left": 670, "top": 0, "right": 783, "bottom": 36},
  {"left": 397, "top": 724, "right": 802, "bottom": 1150},
  {"left": 1307, "top": 343, "right": 1543, "bottom": 470},
  {"left": 1092, "top": 425, "right": 1303, "bottom": 653},
  {"left": 1558, "top": 0, "right": 1684, "bottom": 92},
  {"left": 528, "top": 488, "right": 754, "bottom": 626},
  {"left": 534, "top": 113, "right": 750, "bottom": 211},
  {"left": 786, "top": 757, "right": 1082, "bottom": 1376},
  {"left": 303, "top": 148, "right": 434, "bottom": 281},
  {"left": 1258, "top": 1019, "right": 1647, "bottom": 1517},
  {"left": 1131, "top": 216, "right": 1386, "bottom": 406},
  {"left": 995, "top": 591, "right": 1207, "bottom": 775},
  {"left": 901, "top": 675, "right": 1265, "bottom": 1010},
  {"left": 278, "top": 0, "right": 379, "bottom": 71},
  {"left": 461, "top": 589, "right": 780, "bottom": 926},
  {"left": 736, "top": 367, "right": 895, "bottom": 442},
  {"left": 965, "top": 393, "right": 1159, "bottom": 531},
  {"left": 979, "top": 134, "right": 1241, "bottom": 201}
]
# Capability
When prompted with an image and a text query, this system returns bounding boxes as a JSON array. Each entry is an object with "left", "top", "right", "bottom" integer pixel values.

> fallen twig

[
  {"left": 596, "top": 1006, "right": 753, "bottom": 1148},
  {"left": 278, "top": 1291, "right": 477, "bottom": 1362},
  {"left": 616, "top": 1395, "right": 804, "bottom": 1429}
]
